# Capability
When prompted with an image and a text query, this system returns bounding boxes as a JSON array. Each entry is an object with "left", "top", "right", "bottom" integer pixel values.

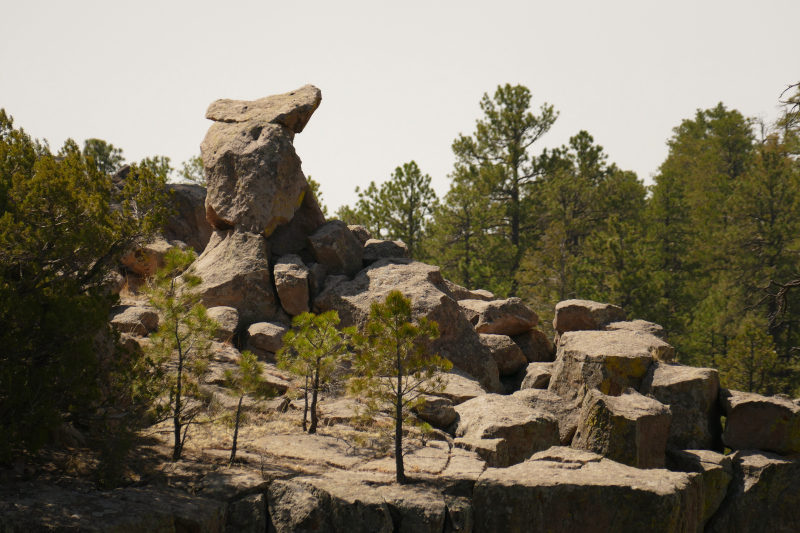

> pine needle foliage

[{"left": 349, "top": 290, "right": 451, "bottom": 484}]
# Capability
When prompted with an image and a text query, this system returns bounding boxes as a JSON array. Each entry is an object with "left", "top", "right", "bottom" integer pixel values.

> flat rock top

[
  {"left": 253, "top": 434, "right": 377, "bottom": 470},
  {"left": 560, "top": 330, "right": 668, "bottom": 360},
  {"left": 647, "top": 363, "right": 719, "bottom": 387},
  {"left": 603, "top": 320, "right": 667, "bottom": 340},
  {"left": 206, "top": 84, "right": 321, "bottom": 133},
  {"left": 721, "top": 389, "right": 800, "bottom": 413},
  {"left": 588, "top": 389, "right": 671, "bottom": 418},
  {"left": 529, "top": 446, "right": 602, "bottom": 465}
]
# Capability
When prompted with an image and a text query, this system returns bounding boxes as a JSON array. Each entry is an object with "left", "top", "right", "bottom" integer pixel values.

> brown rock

[
  {"left": 473, "top": 452, "right": 702, "bottom": 533},
  {"left": 163, "top": 183, "right": 213, "bottom": 253},
  {"left": 307, "top": 220, "right": 365, "bottom": 278},
  {"left": 202, "top": 85, "right": 321, "bottom": 236},
  {"left": 513, "top": 388, "right": 582, "bottom": 445},
  {"left": 246, "top": 322, "right": 288, "bottom": 353},
  {"left": 362, "top": 239, "right": 410, "bottom": 266},
  {"left": 665, "top": 449, "right": 733, "bottom": 531},
  {"left": 573, "top": 388, "right": 672, "bottom": 469},
  {"left": 347, "top": 225, "right": 373, "bottom": 246},
  {"left": 226, "top": 493, "right": 266, "bottom": 533},
  {"left": 603, "top": 319, "right": 668, "bottom": 341},
  {"left": 459, "top": 298, "right": 539, "bottom": 336},
  {"left": 720, "top": 389, "right": 800, "bottom": 455},
  {"left": 453, "top": 394, "right": 560, "bottom": 467},
  {"left": 641, "top": 363, "right": 722, "bottom": 450},
  {"left": 443, "top": 280, "right": 494, "bottom": 302},
  {"left": 121, "top": 237, "right": 175, "bottom": 277},
  {"left": 413, "top": 395, "right": 457, "bottom": 429},
  {"left": 315, "top": 259, "right": 503, "bottom": 393},
  {"left": 478, "top": 334, "right": 527, "bottom": 376},
  {"left": 266, "top": 186, "right": 327, "bottom": 264},
  {"left": 511, "top": 328, "right": 555, "bottom": 363},
  {"left": 206, "top": 306, "right": 239, "bottom": 342},
  {"left": 274, "top": 254, "right": 311, "bottom": 316},
  {"left": 379, "top": 483, "right": 447, "bottom": 533},
  {"left": 552, "top": 299, "right": 626, "bottom": 334},
  {"left": 109, "top": 305, "right": 159, "bottom": 336},
  {"left": 427, "top": 369, "right": 488, "bottom": 405},
  {"left": 520, "top": 362, "right": 553, "bottom": 390}
]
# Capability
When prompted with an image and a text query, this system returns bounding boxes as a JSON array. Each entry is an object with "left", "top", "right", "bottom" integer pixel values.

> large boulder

[
  {"left": 548, "top": 329, "right": 672, "bottom": 405},
  {"left": 603, "top": 319, "right": 668, "bottom": 341},
  {"left": 362, "top": 239, "right": 410, "bottom": 266},
  {"left": 206, "top": 306, "right": 239, "bottom": 342},
  {"left": 307, "top": 220, "right": 365, "bottom": 278},
  {"left": 520, "top": 362, "right": 554, "bottom": 390},
  {"left": 720, "top": 389, "right": 800, "bottom": 455},
  {"left": 706, "top": 451, "right": 800, "bottom": 533},
  {"left": 413, "top": 395, "right": 457, "bottom": 429},
  {"left": 189, "top": 229, "right": 289, "bottom": 325},
  {"left": 453, "top": 394, "right": 560, "bottom": 467},
  {"left": 274, "top": 254, "right": 311, "bottom": 316},
  {"left": 347, "top": 225, "right": 372, "bottom": 245},
  {"left": 478, "top": 334, "right": 527, "bottom": 376},
  {"left": 511, "top": 328, "right": 555, "bottom": 362},
  {"left": 163, "top": 183, "right": 213, "bottom": 253},
  {"left": 201, "top": 84, "right": 321, "bottom": 236},
  {"left": 246, "top": 322, "right": 289, "bottom": 354},
  {"left": 109, "top": 305, "right": 159, "bottom": 336},
  {"left": 266, "top": 187, "right": 327, "bottom": 264},
  {"left": 121, "top": 237, "right": 175, "bottom": 277},
  {"left": 641, "top": 363, "right": 722, "bottom": 450},
  {"left": 443, "top": 280, "right": 494, "bottom": 302},
  {"left": 513, "top": 388, "right": 582, "bottom": 445},
  {"left": 473, "top": 448, "right": 702, "bottom": 533},
  {"left": 315, "top": 259, "right": 503, "bottom": 393},
  {"left": 553, "top": 299, "right": 626, "bottom": 334},
  {"left": 666, "top": 449, "right": 733, "bottom": 531},
  {"left": 573, "top": 388, "right": 672, "bottom": 469},
  {"left": 458, "top": 298, "right": 538, "bottom": 336},
  {"left": 427, "top": 369, "right": 488, "bottom": 405}
]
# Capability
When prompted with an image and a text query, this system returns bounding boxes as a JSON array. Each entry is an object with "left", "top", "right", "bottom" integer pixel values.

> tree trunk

[
  {"left": 302, "top": 374, "right": 309, "bottom": 432},
  {"left": 172, "top": 349, "right": 183, "bottom": 462},
  {"left": 395, "top": 367, "right": 405, "bottom": 484},
  {"left": 229, "top": 395, "right": 243, "bottom": 465},
  {"left": 308, "top": 364, "right": 320, "bottom": 434}
]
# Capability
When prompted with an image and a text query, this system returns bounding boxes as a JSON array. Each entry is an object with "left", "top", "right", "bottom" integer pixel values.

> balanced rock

[
  {"left": 163, "top": 183, "right": 213, "bottom": 253},
  {"left": 443, "top": 279, "right": 494, "bottom": 302},
  {"left": 453, "top": 394, "right": 559, "bottom": 467},
  {"left": 315, "top": 259, "right": 503, "bottom": 393},
  {"left": 109, "top": 305, "right": 159, "bottom": 336},
  {"left": 347, "top": 225, "right": 372, "bottom": 246},
  {"left": 201, "top": 84, "right": 321, "bottom": 236},
  {"left": 246, "top": 322, "right": 289, "bottom": 354},
  {"left": 458, "top": 298, "right": 539, "bottom": 336},
  {"left": 573, "top": 388, "right": 672, "bottom": 469},
  {"left": 641, "top": 363, "right": 722, "bottom": 450},
  {"left": 362, "top": 239, "right": 410, "bottom": 266},
  {"left": 603, "top": 319, "right": 668, "bottom": 341},
  {"left": 274, "top": 254, "right": 311, "bottom": 316},
  {"left": 720, "top": 389, "right": 800, "bottom": 455},
  {"left": 206, "top": 306, "right": 239, "bottom": 342},
  {"left": 513, "top": 388, "right": 582, "bottom": 445},
  {"left": 553, "top": 299, "right": 626, "bottom": 334},
  {"left": 266, "top": 187, "right": 327, "bottom": 264},
  {"left": 478, "top": 334, "right": 528, "bottom": 376},
  {"left": 520, "top": 362, "right": 554, "bottom": 390},
  {"left": 307, "top": 220, "right": 364, "bottom": 278},
  {"left": 666, "top": 449, "right": 733, "bottom": 531},
  {"left": 189, "top": 229, "right": 288, "bottom": 325},
  {"left": 511, "top": 328, "right": 555, "bottom": 362},
  {"left": 706, "top": 450, "right": 800, "bottom": 533},
  {"left": 473, "top": 448, "right": 702, "bottom": 533}
]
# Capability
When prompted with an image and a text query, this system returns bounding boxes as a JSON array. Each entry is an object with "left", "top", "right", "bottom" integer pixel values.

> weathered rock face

[
  {"left": 428, "top": 369, "right": 488, "bottom": 405},
  {"left": 603, "top": 319, "right": 668, "bottom": 341},
  {"left": 362, "top": 239, "right": 410, "bottom": 266},
  {"left": 316, "top": 259, "right": 503, "bottom": 393},
  {"left": 573, "top": 388, "right": 672, "bottom": 469},
  {"left": 548, "top": 330, "right": 671, "bottom": 404},
  {"left": 413, "top": 395, "right": 457, "bottom": 429},
  {"left": 274, "top": 254, "right": 311, "bottom": 316},
  {"left": 666, "top": 449, "right": 733, "bottom": 531},
  {"left": 511, "top": 328, "right": 555, "bottom": 363},
  {"left": 121, "top": 237, "right": 176, "bottom": 277},
  {"left": 246, "top": 322, "right": 289, "bottom": 354},
  {"left": 553, "top": 299, "right": 626, "bottom": 334},
  {"left": 641, "top": 363, "right": 722, "bottom": 450},
  {"left": 458, "top": 298, "right": 538, "bottom": 336},
  {"left": 164, "top": 183, "right": 213, "bottom": 253},
  {"left": 109, "top": 305, "right": 159, "bottom": 336},
  {"left": 720, "top": 389, "right": 800, "bottom": 455},
  {"left": 266, "top": 187, "right": 327, "bottom": 264},
  {"left": 453, "top": 394, "right": 560, "bottom": 467},
  {"left": 443, "top": 280, "right": 494, "bottom": 302},
  {"left": 706, "top": 451, "right": 800, "bottom": 533},
  {"left": 473, "top": 449, "right": 702, "bottom": 533},
  {"left": 207, "top": 306, "right": 239, "bottom": 342},
  {"left": 513, "top": 388, "right": 581, "bottom": 445},
  {"left": 347, "top": 225, "right": 372, "bottom": 246},
  {"left": 307, "top": 220, "right": 365, "bottom": 278},
  {"left": 520, "top": 362, "right": 553, "bottom": 390},
  {"left": 201, "top": 85, "right": 321, "bottom": 236},
  {"left": 190, "top": 229, "right": 289, "bottom": 325},
  {"left": 478, "top": 334, "right": 528, "bottom": 376}
]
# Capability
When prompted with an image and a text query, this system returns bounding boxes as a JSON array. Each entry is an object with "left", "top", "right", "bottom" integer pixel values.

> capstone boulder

[
  {"left": 720, "top": 389, "right": 800, "bottom": 455},
  {"left": 458, "top": 298, "right": 538, "bottom": 336},
  {"left": 552, "top": 299, "right": 626, "bottom": 334}
]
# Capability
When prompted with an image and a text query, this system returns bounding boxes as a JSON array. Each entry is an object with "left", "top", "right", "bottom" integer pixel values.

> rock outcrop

[
  {"left": 206, "top": 306, "right": 239, "bottom": 342},
  {"left": 164, "top": 183, "right": 213, "bottom": 253},
  {"left": 478, "top": 334, "right": 528, "bottom": 376},
  {"left": 720, "top": 389, "right": 800, "bottom": 455},
  {"left": 307, "top": 221, "right": 364, "bottom": 278},
  {"left": 553, "top": 299, "right": 626, "bottom": 334},
  {"left": 109, "top": 305, "right": 159, "bottom": 336},
  {"left": 274, "top": 254, "right": 311, "bottom": 316},
  {"left": 510, "top": 328, "right": 555, "bottom": 362},
  {"left": 666, "top": 449, "right": 733, "bottom": 531},
  {"left": 362, "top": 239, "right": 410, "bottom": 266},
  {"left": 458, "top": 298, "right": 538, "bottom": 336},
  {"left": 520, "top": 362, "right": 553, "bottom": 390}
]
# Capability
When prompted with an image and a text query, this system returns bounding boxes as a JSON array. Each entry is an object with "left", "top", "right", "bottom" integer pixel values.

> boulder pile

[{"left": 49, "top": 86, "right": 798, "bottom": 533}]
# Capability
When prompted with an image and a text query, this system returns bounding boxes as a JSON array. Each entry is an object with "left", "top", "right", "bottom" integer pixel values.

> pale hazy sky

[{"left": 1, "top": 1, "right": 797, "bottom": 213}]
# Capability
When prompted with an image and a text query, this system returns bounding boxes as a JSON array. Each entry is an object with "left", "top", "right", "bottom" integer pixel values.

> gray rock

[
  {"left": 226, "top": 493, "right": 266, "bottom": 533},
  {"left": 274, "top": 254, "right": 311, "bottom": 316},
  {"left": 573, "top": 388, "right": 672, "bottom": 469},
  {"left": 348, "top": 225, "right": 373, "bottom": 245},
  {"left": 109, "top": 305, "right": 159, "bottom": 336},
  {"left": 246, "top": 322, "right": 289, "bottom": 354},
  {"left": 665, "top": 449, "right": 733, "bottom": 531},
  {"left": 164, "top": 183, "right": 213, "bottom": 253},
  {"left": 520, "top": 362, "right": 553, "bottom": 390},
  {"left": 190, "top": 229, "right": 289, "bottom": 325},
  {"left": 454, "top": 394, "right": 560, "bottom": 467},
  {"left": 603, "top": 319, "right": 668, "bottom": 341},
  {"left": 511, "top": 328, "right": 555, "bottom": 362},
  {"left": 315, "top": 259, "right": 503, "bottom": 393},
  {"left": 307, "top": 220, "right": 365, "bottom": 278},
  {"left": 202, "top": 85, "right": 321, "bottom": 235},
  {"left": 512, "top": 388, "right": 582, "bottom": 445},
  {"left": 478, "top": 334, "right": 528, "bottom": 376},
  {"left": 641, "top": 363, "right": 722, "bottom": 450},
  {"left": 720, "top": 389, "right": 800, "bottom": 455},
  {"left": 307, "top": 262, "right": 328, "bottom": 304},
  {"left": 552, "top": 299, "right": 626, "bottom": 334},
  {"left": 362, "top": 238, "right": 410, "bottom": 266},
  {"left": 207, "top": 306, "right": 239, "bottom": 342},
  {"left": 473, "top": 451, "right": 702, "bottom": 533},
  {"left": 458, "top": 298, "right": 539, "bottom": 336},
  {"left": 266, "top": 186, "right": 327, "bottom": 264},
  {"left": 444, "top": 279, "right": 494, "bottom": 302}
]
